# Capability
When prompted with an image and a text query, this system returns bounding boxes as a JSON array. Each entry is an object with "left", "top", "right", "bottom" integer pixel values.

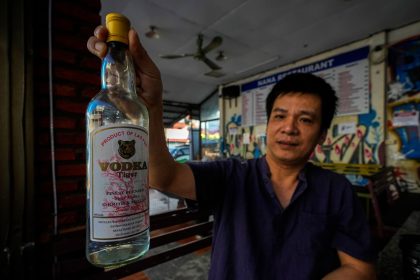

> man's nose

[{"left": 282, "top": 117, "right": 298, "bottom": 134}]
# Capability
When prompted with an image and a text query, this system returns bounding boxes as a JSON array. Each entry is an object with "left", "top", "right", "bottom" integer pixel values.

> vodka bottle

[{"left": 85, "top": 13, "right": 150, "bottom": 267}]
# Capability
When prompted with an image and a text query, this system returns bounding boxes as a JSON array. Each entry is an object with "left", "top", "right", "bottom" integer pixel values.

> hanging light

[
  {"left": 145, "top": 25, "right": 160, "bottom": 39},
  {"left": 215, "top": 50, "right": 227, "bottom": 61}
]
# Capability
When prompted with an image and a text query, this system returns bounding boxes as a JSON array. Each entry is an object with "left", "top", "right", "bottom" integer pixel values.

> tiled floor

[{"left": 121, "top": 246, "right": 211, "bottom": 280}]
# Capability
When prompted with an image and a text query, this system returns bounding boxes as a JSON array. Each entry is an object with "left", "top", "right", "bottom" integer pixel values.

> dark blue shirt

[{"left": 188, "top": 157, "right": 376, "bottom": 280}]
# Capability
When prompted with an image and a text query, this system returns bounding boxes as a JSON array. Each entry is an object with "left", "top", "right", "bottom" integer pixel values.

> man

[{"left": 88, "top": 26, "right": 377, "bottom": 279}]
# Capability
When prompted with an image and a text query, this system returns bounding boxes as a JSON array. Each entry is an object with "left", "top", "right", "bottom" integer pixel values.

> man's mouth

[{"left": 277, "top": 140, "right": 299, "bottom": 146}]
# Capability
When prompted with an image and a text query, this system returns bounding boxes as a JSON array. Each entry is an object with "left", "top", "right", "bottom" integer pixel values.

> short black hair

[{"left": 265, "top": 73, "right": 337, "bottom": 132}]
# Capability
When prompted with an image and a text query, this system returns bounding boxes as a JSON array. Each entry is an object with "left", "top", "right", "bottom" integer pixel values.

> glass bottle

[{"left": 85, "top": 13, "right": 150, "bottom": 267}]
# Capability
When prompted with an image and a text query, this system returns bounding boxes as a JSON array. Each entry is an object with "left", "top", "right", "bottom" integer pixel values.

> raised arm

[{"left": 87, "top": 26, "right": 196, "bottom": 200}]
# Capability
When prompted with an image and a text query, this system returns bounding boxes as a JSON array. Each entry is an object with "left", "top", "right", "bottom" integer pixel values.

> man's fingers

[
  {"left": 94, "top": 25, "right": 108, "bottom": 40},
  {"left": 87, "top": 36, "right": 107, "bottom": 58},
  {"left": 128, "top": 29, "right": 161, "bottom": 79},
  {"left": 87, "top": 25, "right": 108, "bottom": 58}
]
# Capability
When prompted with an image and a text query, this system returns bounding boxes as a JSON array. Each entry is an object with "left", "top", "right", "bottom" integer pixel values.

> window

[{"left": 201, "top": 119, "right": 220, "bottom": 160}]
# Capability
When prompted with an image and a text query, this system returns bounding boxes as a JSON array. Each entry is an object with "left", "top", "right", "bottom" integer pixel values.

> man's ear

[{"left": 317, "top": 130, "right": 327, "bottom": 145}]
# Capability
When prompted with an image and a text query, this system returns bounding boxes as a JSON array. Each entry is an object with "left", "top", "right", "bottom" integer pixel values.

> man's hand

[
  {"left": 86, "top": 26, "right": 163, "bottom": 111},
  {"left": 87, "top": 25, "right": 197, "bottom": 200},
  {"left": 323, "top": 251, "right": 376, "bottom": 280}
]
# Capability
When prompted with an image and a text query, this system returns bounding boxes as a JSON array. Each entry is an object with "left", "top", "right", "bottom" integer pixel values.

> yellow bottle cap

[{"left": 106, "top": 13, "right": 130, "bottom": 44}]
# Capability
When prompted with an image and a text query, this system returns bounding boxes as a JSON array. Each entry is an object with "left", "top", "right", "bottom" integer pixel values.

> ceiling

[{"left": 100, "top": 0, "right": 420, "bottom": 126}]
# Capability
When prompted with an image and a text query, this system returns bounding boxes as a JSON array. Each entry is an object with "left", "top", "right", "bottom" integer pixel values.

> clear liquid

[
  {"left": 86, "top": 88, "right": 150, "bottom": 267},
  {"left": 87, "top": 231, "right": 149, "bottom": 267}
]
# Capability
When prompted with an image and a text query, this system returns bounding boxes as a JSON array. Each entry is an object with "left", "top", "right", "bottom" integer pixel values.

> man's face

[{"left": 266, "top": 92, "right": 325, "bottom": 166}]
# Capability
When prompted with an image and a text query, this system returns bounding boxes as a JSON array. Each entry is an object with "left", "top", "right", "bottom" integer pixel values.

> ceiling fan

[{"left": 159, "top": 34, "right": 223, "bottom": 71}]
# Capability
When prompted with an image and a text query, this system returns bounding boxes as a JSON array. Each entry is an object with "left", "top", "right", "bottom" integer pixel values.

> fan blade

[
  {"left": 202, "top": 36, "right": 222, "bottom": 54},
  {"left": 202, "top": 57, "right": 221, "bottom": 70},
  {"left": 159, "top": 54, "right": 194, "bottom": 59},
  {"left": 205, "top": 70, "right": 226, "bottom": 78},
  {"left": 197, "top": 34, "right": 204, "bottom": 50}
]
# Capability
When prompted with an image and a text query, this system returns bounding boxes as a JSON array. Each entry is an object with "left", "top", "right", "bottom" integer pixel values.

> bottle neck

[{"left": 101, "top": 41, "right": 136, "bottom": 95}]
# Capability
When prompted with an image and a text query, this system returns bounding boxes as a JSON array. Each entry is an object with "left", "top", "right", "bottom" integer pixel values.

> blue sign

[{"left": 242, "top": 46, "right": 370, "bottom": 92}]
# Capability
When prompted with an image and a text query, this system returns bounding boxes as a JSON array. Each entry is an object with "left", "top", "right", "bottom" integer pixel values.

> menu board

[
  {"left": 317, "top": 60, "right": 369, "bottom": 116},
  {"left": 241, "top": 46, "right": 370, "bottom": 125}
]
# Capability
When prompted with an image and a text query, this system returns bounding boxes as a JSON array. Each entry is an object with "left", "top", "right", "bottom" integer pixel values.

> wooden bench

[
  {"left": 97, "top": 205, "right": 212, "bottom": 279},
  {"left": 47, "top": 203, "right": 213, "bottom": 279},
  {"left": 312, "top": 163, "right": 401, "bottom": 239}
]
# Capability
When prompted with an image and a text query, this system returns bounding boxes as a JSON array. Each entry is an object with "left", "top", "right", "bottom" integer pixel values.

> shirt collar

[
  {"left": 259, "top": 156, "right": 311, "bottom": 208},
  {"left": 260, "top": 156, "right": 310, "bottom": 181}
]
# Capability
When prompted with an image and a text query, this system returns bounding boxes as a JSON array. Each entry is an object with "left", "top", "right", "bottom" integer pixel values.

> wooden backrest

[
  {"left": 366, "top": 167, "right": 401, "bottom": 238},
  {"left": 48, "top": 206, "right": 213, "bottom": 279},
  {"left": 368, "top": 166, "right": 401, "bottom": 204}
]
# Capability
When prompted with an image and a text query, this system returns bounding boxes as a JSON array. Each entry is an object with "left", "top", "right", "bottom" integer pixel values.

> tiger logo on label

[{"left": 118, "top": 140, "right": 136, "bottom": 159}]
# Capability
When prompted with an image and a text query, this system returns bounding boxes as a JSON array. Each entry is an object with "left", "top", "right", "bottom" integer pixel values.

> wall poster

[{"left": 387, "top": 35, "right": 420, "bottom": 193}]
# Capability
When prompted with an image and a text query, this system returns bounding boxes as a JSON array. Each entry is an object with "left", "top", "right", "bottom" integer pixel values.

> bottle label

[{"left": 89, "top": 125, "right": 149, "bottom": 242}]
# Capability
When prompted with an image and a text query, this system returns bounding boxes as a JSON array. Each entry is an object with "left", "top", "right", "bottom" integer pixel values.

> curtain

[{"left": 0, "top": 0, "right": 35, "bottom": 278}]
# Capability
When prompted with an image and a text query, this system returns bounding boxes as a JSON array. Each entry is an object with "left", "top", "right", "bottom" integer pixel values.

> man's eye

[
  {"left": 274, "top": 115, "right": 285, "bottom": 120},
  {"left": 300, "top": 118, "right": 313, "bottom": 124}
]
